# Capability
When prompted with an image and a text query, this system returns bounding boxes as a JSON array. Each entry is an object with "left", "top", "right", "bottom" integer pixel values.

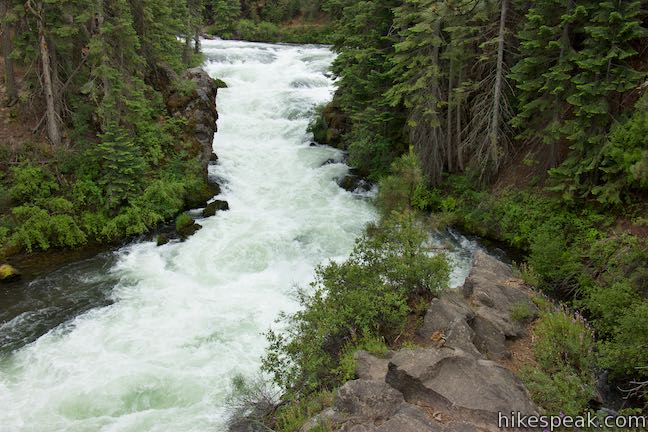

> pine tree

[
  {"left": 509, "top": 0, "right": 582, "bottom": 168},
  {"left": 553, "top": 0, "right": 647, "bottom": 201}
]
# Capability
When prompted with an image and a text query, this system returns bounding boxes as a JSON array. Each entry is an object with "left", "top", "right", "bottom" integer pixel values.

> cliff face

[
  {"left": 301, "top": 251, "right": 540, "bottom": 432},
  {"left": 165, "top": 67, "right": 223, "bottom": 178}
]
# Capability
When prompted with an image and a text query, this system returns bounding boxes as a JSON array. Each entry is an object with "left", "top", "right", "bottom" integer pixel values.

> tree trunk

[
  {"left": 488, "top": 0, "right": 508, "bottom": 163},
  {"left": 182, "top": 35, "right": 191, "bottom": 65},
  {"left": 36, "top": 2, "right": 61, "bottom": 146},
  {"left": 456, "top": 66, "right": 464, "bottom": 171},
  {"left": 193, "top": 28, "right": 200, "bottom": 54},
  {"left": 46, "top": 34, "right": 62, "bottom": 120},
  {"left": 1, "top": 0, "right": 17, "bottom": 105},
  {"left": 446, "top": 58, "right": 454, "bottom": 172}
]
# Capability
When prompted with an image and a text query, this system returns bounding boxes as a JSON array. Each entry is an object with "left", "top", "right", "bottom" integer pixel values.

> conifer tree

[{"left": 558, "top": 1, "right": 646, "bottom": 199}]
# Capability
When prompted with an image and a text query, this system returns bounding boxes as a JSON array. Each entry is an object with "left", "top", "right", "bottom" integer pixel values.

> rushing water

[{"left": 0, "top": 40, "right": 479, "bottom": 431}]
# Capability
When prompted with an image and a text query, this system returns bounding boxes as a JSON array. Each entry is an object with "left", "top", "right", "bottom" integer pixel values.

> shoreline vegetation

[{"left": 1, "top": 0, "right": 647, "bottom": 429}]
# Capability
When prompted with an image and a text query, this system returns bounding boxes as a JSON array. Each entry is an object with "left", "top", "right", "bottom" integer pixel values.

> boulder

[
  {"left": 334, "top": 380, "right": 404, "bottom": 423},
  {"left": 202, "top": 200, "right": 229, "bottom": 217},
  {"left": 386, "top": 347, "right": 538, "bottom": 429},
  {"left": 176, "top": 214, "right": 202, "bottom": 239},
  {"left": 417, "top": 292, "right": 481, "bottom": 357},
  {"left": 463, "top": 251, "right": 538, "bottom": 359},
  {"left": 0, "top": 264, "right": 20, "bottom": 283},
  {"left": 354, "top": 350, "right": 392, "bottom": 381},
  {"left": 156, "top": 234, "right": 170, "bottom": 246},
  {"left": 337, "top": 175, "right": 373, "bottom": 194}
]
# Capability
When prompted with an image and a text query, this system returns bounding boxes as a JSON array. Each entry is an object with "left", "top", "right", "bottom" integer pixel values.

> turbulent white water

[
  {"left": 0, "top": 40, "right": 484, "bottom": 432},
  {"left": 0, "top": 40, "right": 377, "bottom": 432}
]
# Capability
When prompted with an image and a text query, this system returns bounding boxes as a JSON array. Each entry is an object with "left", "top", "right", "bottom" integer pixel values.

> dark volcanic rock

[
  {"left": 162, "top": 66, "right": 221, "bottom": 178},
  {"left": 202, "top": 200, "right": 230, "bottom": 217},
  {"left": 337, "top": 175, "right": 373, "bottom": 194}
]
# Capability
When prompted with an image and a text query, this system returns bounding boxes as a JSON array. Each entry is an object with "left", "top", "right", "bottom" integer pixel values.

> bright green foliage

[
  {"left": 520, "top": 366, "right": 594, "bottom": 415},
  {"left": 598, "top": 302, "right": 648, "bottom": 379},
  {"left": 0, "top": 0, "right": 215, "bottom": 254},
  {"left": 377, "top": 153, "right": 425, "bottom": 214},
  {"left": 263, "top": 211, "right": 449, "bottom": 393},
  {"left": 594, "top": 93, "right": 648, "bottom": 204},
  {"left": 8, "top": 165, "right": 59, "bottom": 204},
  {"left": 533, "top": 310, "right": 595, "bottom": 374},
  {"left": 425, "top": 177, "right": 648, "bottom": 410},
  {"left": 520, "top": 309, "right": 596, "bottom": 415},
  {"left": 175, "top": 212, "right": 194, "bottom": 232}
]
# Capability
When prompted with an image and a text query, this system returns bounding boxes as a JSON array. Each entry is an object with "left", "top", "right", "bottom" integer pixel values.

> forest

[{"left": 1, "top": 0, "right": 647, "bottom": 428}]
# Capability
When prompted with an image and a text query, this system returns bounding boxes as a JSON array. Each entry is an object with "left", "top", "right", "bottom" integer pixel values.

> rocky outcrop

[
  {"left": 203, "top": 200, "right": 230, "bottom": 217},
  {"left": 172, "top": 67, "right": 221, "bottom": 177},
  {"left": 150, "top": 63, "right": 222, "bottom": 178},
  {"left": 301, "top": 251, "right": 540, "bottom": 432}
]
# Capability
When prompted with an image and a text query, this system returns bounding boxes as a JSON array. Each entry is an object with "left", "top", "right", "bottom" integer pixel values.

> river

[{"left": 0, "top": 40, "right": 477, "bottom": 431}]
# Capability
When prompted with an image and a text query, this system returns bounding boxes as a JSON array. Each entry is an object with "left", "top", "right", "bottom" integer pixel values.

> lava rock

[
  {"left": 386, "top": 347, "right": 539, "bottom": 427},
  {"left": 337, "top": 175, "right": 373, "bottom": 193},
  {"left": 202, "top": 200, "right": 229, "bottom": 217},
  {"left": 0, "top": 264, "right": 20, "bottom": 283}
]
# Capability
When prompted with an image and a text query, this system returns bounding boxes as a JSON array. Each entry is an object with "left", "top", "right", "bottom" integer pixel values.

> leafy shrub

[
  {"left": 519, "top": 367, "right": 595, "bottom": 415},
  {"left": 598, "top": 302, "right": 648, "bottom": 379},
  {"left": 533, "top": 310, "right": 595, "bottom": 375},
  {"left": 520, "top": 309, "right": 597, "bottom": 415},
  {"left": 175, "top": 212, "right": 194, "bottom": 232},
  {"left": 9, "top": 164, "right": 59, "bottom": 204},
  {"left": 274, "top": 391, "right": 334, "bottom": 432},
  {"left": 11, "top": 205, "right": 86, "bottom": 251},
  {"left": 263, "top": 211, "right": 449, "bottom": 393}
]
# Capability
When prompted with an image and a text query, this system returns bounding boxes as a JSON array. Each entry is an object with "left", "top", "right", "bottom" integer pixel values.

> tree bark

[
  {"left": 193, "top": 27, "right": 200, "bottom": 54},
  {"left": 35, "top": 1, "right": 61, "bottom": 146},
  {"left": 1, "top": 0, "right": 18, "bottom": 105},
  {"left": 488, "top": 0, "right": 508, "bottom": 163},
  {"left": 446, "top": 58, "right": 454, "bottom": 172}
]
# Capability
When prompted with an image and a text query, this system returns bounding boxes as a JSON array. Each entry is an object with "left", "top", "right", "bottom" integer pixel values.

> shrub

[
  {"left": 520, "top": 309, "right": 597, "bottom": 415},
  {"left": 510, "top": 303, "right": 536, "bottom": 323},
  {"left": 519, "top": 367, "right": 595, "bottom": 415},
  {"left": 533, "top": 310, "right": 595, "bottom": 375},
  {"left": 175, "top": 212, "right": 194, "bottom": 232},
  {"left": 263, "top": 211, "right": 449, "bottom": 393},
  {"left": 11, "top": 205, "right": 86, "bottom": 251},
  {"left": 377, "top": 153, "right": 425, "bottom": 215},
  {"left": 9, "top": 164, "right": 59, "bottom": 204},
  {"left": 598, "top": 302, "right": 648, "bottom": 380}
]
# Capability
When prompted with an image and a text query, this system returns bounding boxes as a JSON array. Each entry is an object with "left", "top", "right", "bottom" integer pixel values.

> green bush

[
  {"left": 520, "top": 309, "right": 597, "bottom": 415},
  {"left": 175, "top": 212, "right": 194, "bottom": 232},
  {"left": 377, "top": 153, "right": 425, "bottom": 215},
  {"left": 8, "top": 164, "right": 59, "bottom": 204},
  {"left": 263, "top": 211, "right": 449, "bottom": 393},
  {"left": 11, "top": 205, "right": 86, "bottom": 251},
  {"left": 519, "top": 367, "right": 595, "bottom": 415},
  {"left": 533, "top": 310, "right": 595, "bottom": 375},
  {"left": 598, "top": 302, "right": 648, "bottom": 379}
]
